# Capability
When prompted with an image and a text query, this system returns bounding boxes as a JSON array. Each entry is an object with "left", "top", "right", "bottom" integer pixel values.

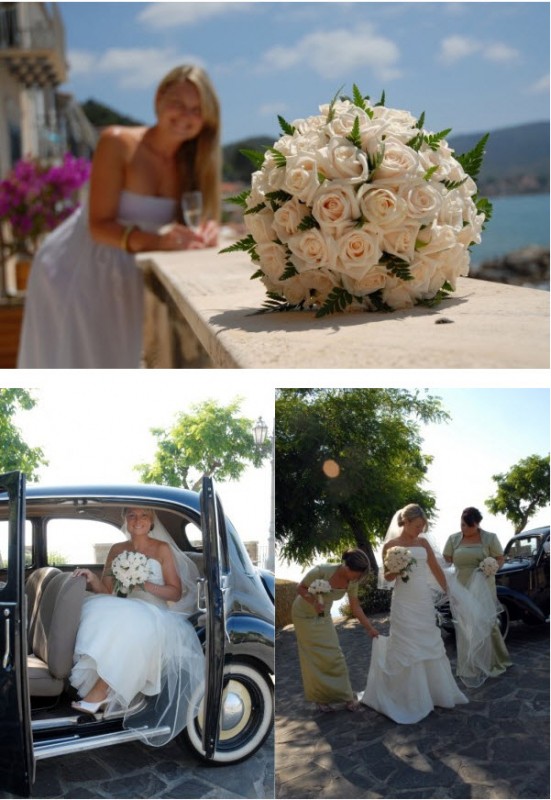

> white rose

[
  {"left": 311, "top": 180, "right": 361, "bottom": 232},
  {"left": 244, "top": 206, "right": 275, "bottom": 244},
  {"left": 401, "top": 181, "right": 443, "bottom": 223},
  {"left": 260, "top": 274, "right": 309, "bottom": 306},
  {"left": 357, "top": 185, "right": 408, "bottom": 230},
  {"left": 293, "top": 114, "right": 327, "bottom": 136},
  {"left": 438, "top": 193, "right": 466, "bottom": 231},
  {"left": 334, "top": 227, "right": 382, "bottom": 275},
  {"left": 415, "top": 223, "right": 458, "bottom": 254},
  {"left": 382, "top": 276, "right": 417, "bottom": 310},
  {"left": 381, "top": 223, "right": 421, "bottom": 262},
  {"left": 272, "top": 197, "right": 310, "bottom": 243},
  {"left": 317, "top": 137, "right": 369, "bottom": 183},
  {"left": 256, "top": 242, "right": 288, "bottom": 282},
  {"left": 327, "top": 105, "right": 370, "bottom": 140},
  {"left": 373, "top": 137, "right": 421, "bottom": 181},
  {"left": 283, "top": 154, "right": 321, "bottom": 205},
  {"left": 299, "top": 269, "right": 338, "bottom": 304},
  {"left": 341, "top": 264, "right": 387, "bottom": 297},
  {"left": 287, "top": 228, "right": 337, "bottom": 270}
]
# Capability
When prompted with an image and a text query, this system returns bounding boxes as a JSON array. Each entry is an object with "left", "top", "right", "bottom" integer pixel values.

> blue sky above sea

[{"left": 58, "top": 1, "right": 550, "bottom": 145}]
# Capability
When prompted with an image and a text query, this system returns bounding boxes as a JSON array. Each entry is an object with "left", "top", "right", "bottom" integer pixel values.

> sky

[
  {"left": 276, "top": 386, "right": 551, "bottom": 579},
  {"left": 9, "top": 373, "right": 274, "bottom": 553},
  {"left": 55, "top": 1, "right": 550, "bottom": 145}
]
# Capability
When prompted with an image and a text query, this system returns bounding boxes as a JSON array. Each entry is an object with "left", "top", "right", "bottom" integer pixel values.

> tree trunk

[{"left": 340, "top": 508, "right": 379, "bottom": 573}]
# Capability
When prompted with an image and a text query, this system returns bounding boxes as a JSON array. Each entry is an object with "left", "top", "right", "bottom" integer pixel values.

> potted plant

[{"left": 0, "top": 153, "right": 91, "bottom": 293}]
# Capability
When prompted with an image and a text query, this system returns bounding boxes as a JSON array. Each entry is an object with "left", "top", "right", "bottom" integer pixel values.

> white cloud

[
  {"left": 68, "top": 47, "right": 206, "bottom": 91},
  {"left": 528, "top": 74, "right": 550, "bottom": 94},
  {"left": 137, "top": 2, "right": 250, "bottom": 29},
  {"left": 259, "top": 25, "right": 402, "bottom": 81},
  {"left": 438, "top": 35, "right": 480, "bottom": 64},
  {"left": 439, "top": 35, "right": 520, "bottom": 65}
]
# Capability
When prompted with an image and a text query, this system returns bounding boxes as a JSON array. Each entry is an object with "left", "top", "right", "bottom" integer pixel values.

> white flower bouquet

[
  {"left": 223, "top": 85, "right": 491, "bottom": 316},
  {"left": 308, "top": 578, "right": 332, "bottom": 616},
  {"left": 384, "top": 546, "right": 417, "bottom": 583},
  {"left": 478, "top": 556, "right": 500, "bottom": 577},
  {"left": 110, "top": 550, "right": 150, "bottom": 595}
]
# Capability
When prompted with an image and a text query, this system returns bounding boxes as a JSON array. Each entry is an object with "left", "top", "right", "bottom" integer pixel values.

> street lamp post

[{"left": 253, "top": 416, "right": 275, "bottom": 572}]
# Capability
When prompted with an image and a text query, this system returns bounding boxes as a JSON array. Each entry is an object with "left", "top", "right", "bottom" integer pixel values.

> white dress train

[
  {"left": 70, "top": 557, "right": 204, "bottom": 746},
  {"left": 361, "top": 546, "right": 468, "bottom": 724}
]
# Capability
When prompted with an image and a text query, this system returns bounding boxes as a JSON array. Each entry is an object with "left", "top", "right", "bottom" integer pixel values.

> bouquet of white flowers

[
  {"left": 478, "top": 556, "right": 499, "bottom": 577},
  {"left": 110, "top": 550, "right": 150, "bottom": 595},
  {"left": 223, "top": 85, "right": 491, "bottom": 317},
  {"left": 308, "top": 578, "right": 332, "bottom": 616},
  {"left": 384, "top": 546, "right": 417, "bottom": 583}
]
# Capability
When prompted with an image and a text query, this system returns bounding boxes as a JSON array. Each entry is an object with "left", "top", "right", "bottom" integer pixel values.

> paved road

[
  {"left": 276, "top": 613, "right": 549, "bottom": 799},
  {"left": 5, "top": 728, "right": 274, "bottom": 799}
]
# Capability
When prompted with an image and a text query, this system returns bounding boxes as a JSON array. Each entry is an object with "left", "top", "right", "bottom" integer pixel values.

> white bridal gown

[
  {"left": 70, "top": 557, "right": 204, "bottom": 746},
  {"left": 361, "top": 546, "right": 468, "bottom": 724},
  {"left": 17, "top": 190, "right": 176, "bottom": 368}
]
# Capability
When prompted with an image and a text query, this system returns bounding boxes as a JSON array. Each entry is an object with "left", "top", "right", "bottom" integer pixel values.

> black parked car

[
  {"left": 0, "top": 473, "right": 274, "bottom": 797},
  {"left": 436, "top": 525, "right": 550, "bottom": 640}
]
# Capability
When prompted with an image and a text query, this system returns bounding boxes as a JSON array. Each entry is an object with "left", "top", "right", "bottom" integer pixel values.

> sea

[{"left": 470, "top": 193, "right": 549, "bottom": 267}]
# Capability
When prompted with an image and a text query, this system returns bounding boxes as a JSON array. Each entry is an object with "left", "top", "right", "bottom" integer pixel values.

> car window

[
  {"left": 505, "top": 536, "right": 540, "bottom": 561},
  {"left": 0, "top": 519, "right": 33, "bottom": 572},
  {"left": 46, "top": 518, "right": 126, "bottom": 566}
]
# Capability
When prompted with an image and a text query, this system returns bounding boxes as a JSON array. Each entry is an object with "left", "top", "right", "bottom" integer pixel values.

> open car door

[
  {"left": 199, "top": 475, "right": 230, "bottom": 758},
  {"left": 0, "top": 471, "right": 34, "bottom": 796}
]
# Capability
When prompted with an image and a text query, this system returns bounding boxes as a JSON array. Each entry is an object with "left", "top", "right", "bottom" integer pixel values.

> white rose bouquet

[
  {"left": 384, "top": 546, "right": 417, "bottom": 583},
  {"left": 110, "top": 550, "right": 150, "bottom": 595},
  {"left": 478, "top": 556, "right": 500, "bottom": 577},
  {"left": 308, "top": 578, "right": 332, "bottom": 616},
  {"left": 222, "top": 85, "right": 492, "bottom": 316}
]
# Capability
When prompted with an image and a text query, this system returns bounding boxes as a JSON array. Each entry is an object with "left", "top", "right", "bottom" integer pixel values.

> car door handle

[
  {"left": 197, "top": 577, "right": 206, "bottom": 613},
  {"left": 2, "top": 609, "right": 11, "bottom": 669}
]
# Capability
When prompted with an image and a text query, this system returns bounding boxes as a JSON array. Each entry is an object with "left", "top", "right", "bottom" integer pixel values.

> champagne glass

[{"left": 181, "top": 191, "right": 203, "bottom": 233}]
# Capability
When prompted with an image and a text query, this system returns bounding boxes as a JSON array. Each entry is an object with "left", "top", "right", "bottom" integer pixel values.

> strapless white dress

[
  {"left": 361, "top": 547, "right": 468, "bottom": 724},
  {"left": 70, "top": 557, "right": 204, "bottom": 746},
  {"left": 17, "top": 190, "right": 176, "bottom": 368}
]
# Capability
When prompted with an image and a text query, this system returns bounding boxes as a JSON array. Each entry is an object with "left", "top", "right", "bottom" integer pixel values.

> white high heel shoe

[{"left": 71, "top": 698, "right": 109, "bottom": 716}]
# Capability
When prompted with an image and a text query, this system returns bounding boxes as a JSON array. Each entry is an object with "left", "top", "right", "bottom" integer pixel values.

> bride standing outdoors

[{"left": 361, "top": 504, "right": 468, "bottom": 723}]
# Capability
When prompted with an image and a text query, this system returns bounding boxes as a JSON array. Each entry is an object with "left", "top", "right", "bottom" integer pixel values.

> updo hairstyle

[
  {"left": 397, "top": 503, "right": 428, "bottom": 530},
  {"left": 461, "top": 507, "right": 483, "bottom": 526},
  {"left": 341, "top": 548, "right": 370, "bottom": 574}
]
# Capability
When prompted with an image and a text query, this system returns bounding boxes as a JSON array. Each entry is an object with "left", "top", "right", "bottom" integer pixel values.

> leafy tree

[
  {"left": 0, "top": 389, "right": 47, "bottom": 480},
  {"left": 134, "top": 398, "right": 271, "bottom": 490},
  {"left": 276, "top": 388, "right": 449, "bottom": 570},
  {"left": 485, "top": 453, "right": 550, "bottom": 533}
]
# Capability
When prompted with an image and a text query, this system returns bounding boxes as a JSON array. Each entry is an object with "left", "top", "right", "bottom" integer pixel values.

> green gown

[
  {"left": 443, "top": 531, "right": 512, "bottom": 681},
  {"left": 291, "top": 564, "right": 359, "bottom": 703}
]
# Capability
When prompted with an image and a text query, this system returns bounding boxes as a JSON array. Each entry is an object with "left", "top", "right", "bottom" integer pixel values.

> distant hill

[
  {"left": 222, "top": 121, "right": 549, "bottom": 197},
  {"left": 81, "top": 98, "right": 145, "bottom": 128}
]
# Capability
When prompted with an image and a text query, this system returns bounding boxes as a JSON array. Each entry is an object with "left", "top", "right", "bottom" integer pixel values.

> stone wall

[{"left": 471, "top": 246, "right": 549, "bottom": 290}]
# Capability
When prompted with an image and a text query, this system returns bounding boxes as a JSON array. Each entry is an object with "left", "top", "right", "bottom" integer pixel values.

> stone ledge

[{"left": 138, "top": 248, "right": 550, "bottom": 369}]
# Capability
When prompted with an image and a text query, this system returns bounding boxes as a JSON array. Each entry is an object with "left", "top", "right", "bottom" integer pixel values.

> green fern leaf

[
  {"left": 240, "top": 148, "right": 266, "bottom": 169},
  {"left": 346, "top": 116, "right": 362, "bottom": 148},
  {"left": 326, "top": 84, "right": 345, "bottom": 122},
  {"left": 416, "top": 111, "right": 426, "bottom": 130},
  {"left": 279, "top": 264, "right": 299, "bottom": 281},
  {"left": 297, "top": 215, "right": 320, "bottom": 231},
  {"left": 265, "top": 189, "right": 293, "bottom": 207},
  {"left": 381, "top": 252, "right": 414, "bottom": 281},
  {"left": 315, "top": 287, "right": 355, "bottom": 318},
  {"left": 442, "top": 177, "right": 468, "bottom": 191},
  {"left": 267, "top": 147, "right": 287, "bottom": 168},
  {"left": 456, "top": 133, "right": 490, "bottom": 182},
  {"left": 225, "top": 190, "right": 251, "bottom": 208},
  {"left": 278, "top": 115, "right": 296, "bottom": 136},
  {"left": 423, "top": 166, "right": 439, "bottom": 182},
  {"left": 352, "top": 84, "right": 368, "bottom": 112},
  {"left": 374, "top": 90, "right": 385, "bottom": 108},
  {"left": 244, "top": 202, "right": 267, "bottom": 216},
  {"left": 219, "top": 234, "right": 257, "bottom": 257},
  {"left": 425, "top": 128, "right": 452, "bottom": 151}
]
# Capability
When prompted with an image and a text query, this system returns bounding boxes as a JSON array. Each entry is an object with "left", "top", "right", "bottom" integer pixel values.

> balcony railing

[{"left": 0, "top": 4, "right": 66, "bottom": 87}]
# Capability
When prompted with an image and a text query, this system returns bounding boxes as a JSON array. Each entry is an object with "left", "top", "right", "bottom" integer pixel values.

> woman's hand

[
  {"left": 366, "top": 623, "right": 379, "bottom": 639},
  {"left": 157, "top": 223, "right": 203, "bottom": 251},
  {"left": 73, "top": 568, "right": 104, "bottom": 593}
]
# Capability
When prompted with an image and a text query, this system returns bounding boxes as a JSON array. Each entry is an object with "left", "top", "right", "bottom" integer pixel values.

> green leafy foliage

[
  {"left": 267, "top": 147, "right": 287, "bottom": 168},
  {"left": 456, "top": 133, "right": 490, "bottom": 182},
  {"left": 240, "top": 148, "right": 266, "bottom": 170},
  {"left": 134, "top": 399, "right": 272, "bottom": 491},
  {"left": 219, "top": 234, "right": 259, "bottom": 261},
  {"left": 0, "top": 389, "right": 48, "bottom": 479},
  {"left": 297, "top": 214, "right": 320, "bottom": 231},
  {"left": 224, "top": 189, "right": 251, "bottom": 209},
  {"left": 278, "top": 115, "right": 296, "bottom": 136},
  {"left": 346, "top": 116, "right": 362, "bottom": 148},
  {"left": 485, "top": 453, "right": 550, "bottom": 534},
  {"left": 275, "top": 388, "right": 449, "bottom": 566},
  {"left": 315, "top": 287, "right": 355, "bottom": 318},
  {"left": 381, "top": 252, "right": 414, "bottom": 282}
]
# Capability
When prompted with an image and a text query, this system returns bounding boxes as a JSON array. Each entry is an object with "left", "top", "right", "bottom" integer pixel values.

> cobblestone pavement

[
  {"left": 5, "top": 728, "right": 274, "bottom": 799},
  {"left": 275, "top": 614, "right": 549, "bottom": 799}
]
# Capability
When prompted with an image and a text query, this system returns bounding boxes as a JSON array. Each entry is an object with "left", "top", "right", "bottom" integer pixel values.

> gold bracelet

[{"left": 121, "top": 224, "right": 137, "bottom": 252}]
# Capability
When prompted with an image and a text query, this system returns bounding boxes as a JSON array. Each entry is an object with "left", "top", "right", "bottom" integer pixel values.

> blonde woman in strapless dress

[{"left": 18, "top": 64, "right": 221, "bottom": 368}]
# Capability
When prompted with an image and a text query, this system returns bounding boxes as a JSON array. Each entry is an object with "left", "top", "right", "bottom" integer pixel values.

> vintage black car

[
  {"left": 436, "top": 525, "right": 550, "bottom": 640},
  {"left": 0, "top": 473, "right": 274, "bottom": 797}
]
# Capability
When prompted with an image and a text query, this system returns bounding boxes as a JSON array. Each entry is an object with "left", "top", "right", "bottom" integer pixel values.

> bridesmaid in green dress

[
  {"left": 291, "top": 549, "right": 379, "bottom": 713},
  {"left": 443, "top": 507, "right": 512, "bottom": 686}
]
